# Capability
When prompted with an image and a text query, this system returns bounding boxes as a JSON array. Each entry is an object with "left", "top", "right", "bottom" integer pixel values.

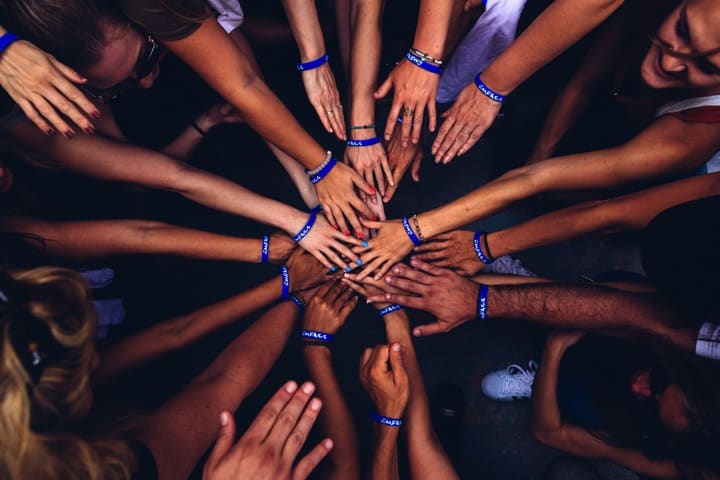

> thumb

[
  {"left": 374, "top": 73, "right": 393, "bottom": 100},
  {"left": 206, "top": 411, "right": 236, "bottom": 468},
  {"left": 388, "top": 343, "right": 407, "bottom": 382},
  {"left": 413, "top": 321, "right": 447, "bottom": 337},
  {"left": 411, "top": 155, "right": 421, "bottom": 182}
]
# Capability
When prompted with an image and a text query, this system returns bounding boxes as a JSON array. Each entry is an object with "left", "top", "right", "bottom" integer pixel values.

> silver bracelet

[
  {"left": 306, "top": 151, "right": 333, "bottom": 177},
  {"left": 409, "top": 47, "right": 443, "bottom": 66}
]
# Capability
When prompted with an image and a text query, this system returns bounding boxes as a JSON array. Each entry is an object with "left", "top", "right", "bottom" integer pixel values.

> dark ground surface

[{"left": 14, "top": 2, "right": 648, "bottom": 479}]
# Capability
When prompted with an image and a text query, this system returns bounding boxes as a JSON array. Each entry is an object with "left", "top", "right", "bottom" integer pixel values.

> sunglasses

[{"left": 82, "top": 33, "right": 161, "bottom": 104}]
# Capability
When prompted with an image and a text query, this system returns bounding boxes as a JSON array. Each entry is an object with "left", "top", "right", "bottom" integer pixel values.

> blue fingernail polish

[
  {"left": 330, "top": 266, "right": 337, "bottom": 272},
  {"left": 361, "top": 241, "right": 369, "bottom": 247},
  {"left": 356, "top": 258, "right": 363, "bottom": 265},
  {"left": 345, "top": 266, "right": 352, "bottom": 272}
]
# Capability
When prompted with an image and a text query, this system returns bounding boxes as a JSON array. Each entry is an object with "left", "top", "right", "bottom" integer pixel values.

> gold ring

[
  {"left": 461, "top": 130, "right": 473, "bottom": 136},
  {"left": 327, "top": 109, "right": 334, "bottom": 115},
  {"left": 402, "top": 107, "right": 415, "bottom": 117}
]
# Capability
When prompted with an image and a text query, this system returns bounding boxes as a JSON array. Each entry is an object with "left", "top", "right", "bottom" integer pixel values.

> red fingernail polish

[
  {"left": 46, "top": 129, "right": 56, "bottom": 137},
  {"left": 333, "top": 224, "right": 339, "bottom": 230},
  {"left": 84, "top": 126, "right": 95, "bottom": 135},
  {"left": 357, "top": 232, "right": 364, "bottom": 239},
  {"left": 344, "top": 230, "right": 350, "bottom": 236},
  {"left": 369, "top": 187, "right": 376, "bottom": 195},
  {"left": 91, "top": 111, "right": 101, "bottom": 119},
  {"left": 65, "top": 130, "right": 76, "bottom": 139}
]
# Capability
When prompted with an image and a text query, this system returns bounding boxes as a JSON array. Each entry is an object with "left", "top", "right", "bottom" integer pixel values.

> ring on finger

[
  {"left": 402, "top": 107, "right": 415, "bottom": 117},
  {"left": 461, "top": 129, "right": 473, "bottom": 136}
]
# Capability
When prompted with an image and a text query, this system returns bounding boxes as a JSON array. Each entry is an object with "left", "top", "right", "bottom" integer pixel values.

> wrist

[
  {"left": 478, "top": 67, "right": 514, "bottom": 96},
  {"left": 349, "top": 127, "right": 378, "bottom": 141},
  {"left": 284, "top": 209, "right": 309, "bottom": 236}
]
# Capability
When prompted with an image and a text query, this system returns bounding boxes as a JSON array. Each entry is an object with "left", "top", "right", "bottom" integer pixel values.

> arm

[
  {"left": 343, "top": 0, "right": 393, "bottom": 196},
  {"left": 301, "top": 283, "right": 361, "bottom": 480},
  {"left": 0, "top": 215, "right": 295, "bottom": 263},
  {"left": 414, "top": 173, "right": 720, "bottom": 275},
  {"left": 370, "top": 425, "right": 401, "bottom": 480},
  {"left": 357, "top": 115, "right": 720, "bottom": 279},
  {"left": 0, "top": 24, "right": 98, "bottom": 136},
  {"left": 96, "top": 248, "right": 328, "bottom": 382},
  {"left": 281, "top": 0, "right": 346, "bottom": 139},
  {"left": 531, "top": 334, "right": 679, "bottom": 479},
  {"left": 432, "top": 0, "right": 626, "bottom": 161},
  {"left": 163, "top": 18, "right": 374, "bottom": 234}
]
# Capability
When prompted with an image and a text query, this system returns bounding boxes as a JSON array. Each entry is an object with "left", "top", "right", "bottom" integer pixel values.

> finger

[
  {"left": 380, "top": 292, "right": 426, "bottom": 309},
  {"left": 266, "top": 382, "right": 316, "bottom": 444},
  {"left": 410, "top": 103, "right": 424, "bottom": 145},
  {"left": 244, "top": 381, "right": 298, "bottom": 441},
  {"left": 358, "top": 218, "right": 384, "bottom": 231},
  {"left": 379, "top": 152, "right": 394, "bottom": 188},
  {"left": 413, "top": 321, "right": 449, "bottom": 337},
  {"left": 409, "top": 257, "right": 447, "bottom": 276},
  {"left": 411, "top": 250, "right": 449, "bottom": 264},
  {"left": 44, "top": 87, "right": 94, "bottom": 133},
  {"left": 205, "top": 411, "right": 236, "bottom": 470},
  {"left": 359, "top": 347, "right": 374, "bottom": 374},
  {"left": 341, "top": 277, "right": 369, "bottom": 297},
  {"left": 322, "top": 245, "right": 352, "bottom": 272},
  {"left": 305, "top": 247, "right": 334, "bottom": 270},
  {"left": 383, "top": 181, "right": 399, "bottom": 203},
  {"left": 371, "top": 258, "right": 394, "bottom": 281},
  {"left": 326, "top": 280, "right": 347, "bottom": 304},
  {"left": 375, "top": 73, "right": 394, "bottom": 101},
  {"left": 389, "top": 263, "right": 436, "bottom": 284},
  {"left": 411, "top": 152, "right": 421, "bottom": 182},
  {"left": 341, "top": 206, "right": 365, "bottom": 241},
  {"left": 431, "top": 111, "right": 456, "bottom": 157},
  {"left": 354, "top": 256, "right": 385, "bottom": 281},
  {"left": 388, "top": 343, "right": 407, "bottom": 383},
  {"left": 441, "top": 127, "right": 471, "bottom": 164},
  {"left": 312, "top": 102, "right": 335, "bottom": 134},
  {"left": 339, "top": 293, "right": 358, "bottom": 317},
  {"left": 373, "top": 159, "right": 386, "bottom": 196},
  {"left": 412, "top": 240, "right": 448, "bottom": 253},
  {"left": 50, "top": 78, "right": 100, "bottom": 121},
  {"left": 330, "top": 227, "right": 362, "bottom": 247},
  {"left": 400, "top": 106, "right": 413, "bottom": 146},
  {"left": 328, "top": 104, "right": 346, "bottom": 140},
  {"left": 23, "top": 96, "right": 74, "bottom": 137},
  {"left": 316, "top": 280, "right": 336, "bottom": 301},
  {"left": 282, "top": 396, "right": 322, "bottom": 460},
  {"left": 323, "top": 204, "right": 339, "bottom": 231},
  {"left": 292, "top": 438, "right": 334, "bottom": 480},
  {"left": 385, "top": 274, "right": 431, "bottom": 295},
  {"left": 335, "top": 284, "right": 354, "bottom": 307},
  {"left": 331, "top": 205, "right": 351, "bottom": 237},
  {"left": 17, "top": 99, "right": 53, "bottom": 135},
  {"left": 427, "top": 97, "right": 438, "bottom": 133},
  {"left": 436, "top": 121, "right": 467, "bottom": 163},
  {"left": 370, "top": 344, "right": 391, "bottom": 373},
  {"left": 351, "top": 168, "right": 376, "bottom": 197},
  {"left": 384, "top": 100, "right": 402, "bottom": 141},
  {"left": 457, "top": 125, "right": 482, "bottom": 156}
]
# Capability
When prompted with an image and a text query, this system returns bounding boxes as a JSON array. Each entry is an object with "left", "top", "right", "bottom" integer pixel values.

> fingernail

[
  {"left": 385, "top": 134, "right": 390, "bottom": 141},
  {"left": 413, "top": 328, "right": 422, "bottom": 336},
  {"left": 361, "top": 241, "right": 369, "bottom": 247},
  {"left": 386, "top": 276, "right": 393, "bottom": 283},
  {"left": 220, "top": 411, "right": 229, "bottom": 426},
  {"left": 286, "top": 381, "right": 298, "bottom": 393},
  {"left": 310, "top": 398, "right": 322, "bottom": 411},
  {"left": 345, "top": 266, "right": 352, "bottom": 273},
  {"left": 329, "top": 266, "right": 337, "bottom": 273},
  {"left": 372, "top": 216, "right": 378, "bottom": 221},
  {"left": 369, "top": 187, "right": 376, "bottom": 195},
  {"left": 65, "top": 130, "right": 76, "bottom": 139},
  {"left": 91, "top": 110, "right": 101, "bottom": 119},
  {"left": 356, "top": 232, "right": 364, "bottom": 239},
  {"left": 392, "top": 343, "right": 402, "bottom": 351},
  {"left": 324, "top": 438, "right": 334, "bottom": 449},
  {"left": 45, "top": 129, "right": 56, "bottom": 137},
  {"left": 344, "top": 231, "right": 350, "bottom": 236},
  {"left": 356, "top": 258, "right": 363, "bottom": 265},
  {"left": 84, "top": 125, "right": 95, "bottom": 135},
  {"left": 302, "top": 382, "right": 315, "bottom": 394},
  {"left": 393, "top": 267, "right": 401, "bottom": 273}
]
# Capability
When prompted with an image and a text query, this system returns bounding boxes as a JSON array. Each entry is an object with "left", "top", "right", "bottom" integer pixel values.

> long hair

[{"left": 0, "top": 267, "right": 136, "bottom": 479}]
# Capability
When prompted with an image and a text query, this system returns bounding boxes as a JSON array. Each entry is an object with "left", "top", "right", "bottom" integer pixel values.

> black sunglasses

[{"left": 82, "top": 34, "right": 161, "bottom": 104}]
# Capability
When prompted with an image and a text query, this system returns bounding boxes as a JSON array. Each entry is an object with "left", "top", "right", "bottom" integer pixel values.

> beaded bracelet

[
  {"left": 261, "top": 235, "right": 270, "bottom": 264},
  {"left": 405, "top": 50, "right": 442, "bottom": 75},
  {"left": 401, "top": 217, "right": 422, "bottom": 246},
  {"left": 308, "top": 156, "right": 337, "bottom": 184},
  {"left": 411, "top": 214, "right": 425, "bottom": 242},
  {"left": 370, "top": 412, "right": 402, "bottom": 427},
  {"left": 408, "top": 47, "right": 443, "bottom": 65},
  {"left": 379, "top": 304, "right": 403, "bottom": 316},
  {"left": 346, "top": 137, "right": 381, "bottom": 147},
  {"left": 300, "top": 329, "right": 334, "bottom": 342},
  {"left": 473, "top": 231, "right": 495, "bottom": 265},
  {"left": 0, "top": 32, "right": 20, "bottom": 55},
  {"left": 477, "top": 284, "right": 489, "bottom": 320},
  {"left": 306, "top": 151, "right": 333, "bottom": 177},
  {"left": 297, "top": 53, "right": 328, "bottom": 71},
  {"left": 474, "top": 73, "right": 505, "bottom": 103},
  {"left": 280, "top": 265, "right": 290, "bottom": 300},
  {"left": 288, "top": 293, "right": 306, "bottom": 312},
  {"left": 349, "top": 124, "right": 376, "bottom": 130},
  {"left": 292, "top": 206, "right": 322, "bottom": 243}
]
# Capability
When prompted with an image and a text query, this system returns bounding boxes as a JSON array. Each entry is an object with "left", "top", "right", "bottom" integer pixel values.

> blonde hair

[{"left": 0, "top": 267, "right": 136, "bottom": 480}]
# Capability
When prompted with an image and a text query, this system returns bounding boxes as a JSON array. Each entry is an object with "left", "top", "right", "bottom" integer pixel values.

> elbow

[
  {"left": 531, "top": 423, "right": 564, "bottom": 449},
  {"left": 164, "top": 161, "right": 203, "bottom": 196}
]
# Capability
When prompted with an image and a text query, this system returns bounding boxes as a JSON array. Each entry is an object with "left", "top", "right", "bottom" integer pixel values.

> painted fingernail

[
  {"left": 91, "top": 110, "right": 101, "bottom": 119},
  {"left": 65, "top": 130, "right": 76, "bottom": 139},
  {"left": 372, "top": 216, "right": 378, "bottom": 221},
  {"left": 45, "top": 129, "right": 56, "bottom": 137},
  {"left": 356, "top": 232, "right": 364, "bottom": 239},
  {"left": 369, "top": 187, "right": 376, "bottom": 195},
  {"left": 333, "top": 224, "right": 339, "bottom": 230},
  {"left": 345, "top": 266, "right": 352, "bottom": 273},
  {"left": 344, "top": 230, "right": 350, "bottom": 236},
  {"left": 356, "top": 258, "right": 363, "bottom": 265},
  {"left": 84, "top": 125, "right": 95, "bottom": 135},
  {"left": 329, "top": 266, "right": 338, "bottom": 273},
  {"left": 361, "top": 241, "right": 369, "bottom": 247}
]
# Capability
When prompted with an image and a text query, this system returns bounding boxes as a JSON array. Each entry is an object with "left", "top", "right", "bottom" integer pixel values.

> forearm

[
  {"left": 487, "top": 173, "right": 720, "bottom": 259},
  {"left": 303, "top": 348, "right": 361, "bottom": 479},
  {"left": 348, "top": 0, "right": 383, "bottom": 126},
  {"left": 481, "top": 0, "right": 624, "bottom": 95},
  {"left": 160, "top": 124, "right": 204, "bottom": 160},
  {"left": 487, "top": 284, "right": 695, "bottom": 352},
  {"left": 165, "top": 19, "right": 327, "bottom": 169},
  {"left": 530, "top": 341, "right": 565, "bottom": 438},
  {"left": 370, "top": 427, "right": 401, "bottom": 480},
  {"left": 412, "top": 0, "right": 455, "bottom": 57},
  {"left": 95, "top": 276, "right": 284, "bottom": 382},
  {"left": 282, "top": 0, "right": 326, "bottom": 61}
]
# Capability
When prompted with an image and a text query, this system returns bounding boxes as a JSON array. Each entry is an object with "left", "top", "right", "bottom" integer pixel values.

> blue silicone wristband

[
  {"left": 405, "top": 51, "right": 442, "bottom": 75},
  {"left": 473, "top": 231, "right": 494, "bottom": 265},
  {"left": 297, "top": 53, "right": 328, "bottom": 71},
  {"left": 0, "top": 33, "right": 20, "bottom": 55},
  {"left": 370, "top": 412, "right": 402, "bottom": 427},
  {"left": 401, "top": 217, "right": 422, "bottom": 246},
  {"left": 261, "top": 235, "right": 270, "bottom": 264},
  {"left": 346, "top": 137, "right": 381, "bottom": 147},
  {"left": 300, "top": 329, "right": 333, "bottom": 342},
  {"left": 292, "top": 206, "right": 321, "bottom": 243},
  {"left": 289, "top": 294, "right": 305, "bottom": 312},
  {"left": 474, "top": 73, "right": 505, "bottom": 103},
  {"left": 477, "top": 284, "right": 489, "bottom": 320},
  {"left": 308, "top": 157, "right": 337, "bottom": 184},
  {"left": 280, "top": 265, "right": 290, "bottom": 300},
  {"left": 379, "top": 304, "right": 403, "bottom": 316}
]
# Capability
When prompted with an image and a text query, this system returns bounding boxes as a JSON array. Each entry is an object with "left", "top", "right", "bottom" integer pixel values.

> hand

[
  {"left": 301, "top": 64, "right": 346, "bottom": 141},
  {"left": 353, "top": 219, "right": 415, "bottom": 281},
  {"left": 359, "top": 344, "right": 409, "bottom": 419},
  {"left": 286, "top": 248, "right": 337, "bottom": 292},
  {"left": 412, "top": 230, "right": 485, "bottom": 276},
  {"left": 314, "top": 161, "right": 375, "bottom": 237},
  {"left": 268, "top": 232, "right": 297, "bottom": 264},
  {"left": 431, "top": 80, "right": 501, "bottom": 163},
  {"left": 0, "top": 39, "right": 99, "bottom": 137},
  {"left": 344, "top": 132, "right": 393, "bottom": 197},
  {"left": 547, "top": 330, "right": 585, "bottom": 351},
  {"left": 341, "top": 271, "right": 407, "bottom": 310},
  {"left": 203, "top": 381, "right": 333, "bottom": 480},
  {"left": 364, "top": 259, "right": 480, "bottom": 337},
  {"left": 195, "top": 103, "right": 245, "bottom": 132},
  {"left": 376, "top": 60, "right": 439, "bottom": 147},
  {"left": 359, "top": 190, "right": 386, "bottom": 239},
  {"left": 302, "top": 281, "right": 358, "bottom": 336},
  {"left": 297, "top": 213, "right": 362, "bottom": 271},
  {"left": 383, "top": 125, "right": 422, "bottom": 203}
]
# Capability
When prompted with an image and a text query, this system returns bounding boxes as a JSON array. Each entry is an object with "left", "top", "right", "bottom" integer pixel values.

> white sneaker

[{"left": 481, "top": 361, "right": 538, "bottom": 402}]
